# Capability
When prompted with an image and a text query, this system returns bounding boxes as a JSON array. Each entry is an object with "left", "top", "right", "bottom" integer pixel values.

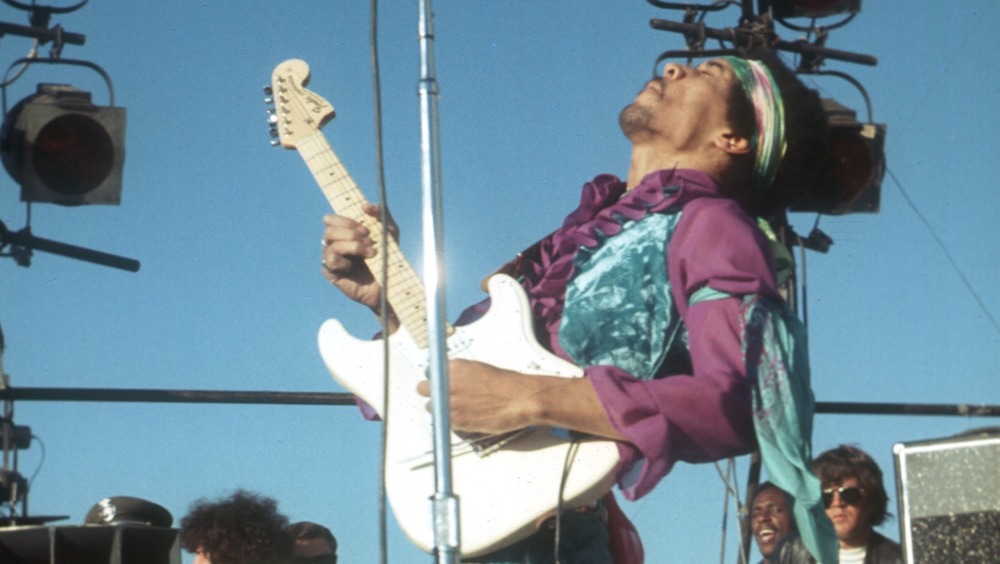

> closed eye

[{"left": 699, "top": 60, "right": 726, "bottom": 75}]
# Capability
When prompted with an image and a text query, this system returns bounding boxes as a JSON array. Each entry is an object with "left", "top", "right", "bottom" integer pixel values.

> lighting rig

[
  {"left": 0, "top": 0, "right": 138, "bottom": 272},
  {"left": 646, "top": 0, "right": 885, "bottom": 225},
  {"left": 1, "top": 327, "right": 67, "bottom": 527},
  {"left": 0, "top": 0, "right": 133, "bottom": 529}
]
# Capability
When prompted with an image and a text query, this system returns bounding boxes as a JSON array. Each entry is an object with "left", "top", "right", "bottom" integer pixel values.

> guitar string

[
  {"left": 300, "top": 132, "right": 434, "bottom": 348},
  {"left": 400, "top": 429, "right": 532, "bottom": 467},
  {"left": 282, "top": 75, "right": 394, "bottom": 560},
  {"left": 304, "top": 132, "right": 441, "bottom": 348}
]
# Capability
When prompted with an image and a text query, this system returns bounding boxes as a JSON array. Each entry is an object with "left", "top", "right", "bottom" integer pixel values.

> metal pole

[
  {"left": 0, "top": 387, "right": 354, "bottom": 405},
  {"left": 416, "top": 1, "right": 460, "bottom": 562}
]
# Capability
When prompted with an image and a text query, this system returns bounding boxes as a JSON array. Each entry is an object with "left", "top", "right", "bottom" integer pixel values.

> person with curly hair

[{"left": 179, "top": 489, "right": 292, "bottom": 564}]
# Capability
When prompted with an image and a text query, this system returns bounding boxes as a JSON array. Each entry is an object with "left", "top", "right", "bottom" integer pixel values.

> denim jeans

[{"left": 465, "top": 504, "right": 612, "bottom": 564}]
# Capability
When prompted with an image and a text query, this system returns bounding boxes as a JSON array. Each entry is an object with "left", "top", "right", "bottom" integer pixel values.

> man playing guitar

[{"left": 319, "top": 49, "right": 833, "bottom": 563}]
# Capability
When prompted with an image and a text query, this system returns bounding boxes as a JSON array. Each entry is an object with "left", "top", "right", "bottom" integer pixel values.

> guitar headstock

[{"left": 266, "top": 59, "right": 335, "bottom": 149}]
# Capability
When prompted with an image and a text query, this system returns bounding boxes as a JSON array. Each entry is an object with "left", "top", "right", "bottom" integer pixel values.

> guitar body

[
  {"left": 318, "top": 274, "right": 619, "bottom": 556},
  {"left": 270, "top": 58, "right": 617, "bottom": 557}
]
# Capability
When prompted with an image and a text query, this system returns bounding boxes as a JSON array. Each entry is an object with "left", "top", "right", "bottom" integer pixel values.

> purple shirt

[{"left": 492, "top": 168, "right": 780, "bottom": 500}]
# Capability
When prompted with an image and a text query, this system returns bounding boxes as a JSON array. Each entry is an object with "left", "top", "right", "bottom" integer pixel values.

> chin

[{"left": 618, "top": 104, "right": 651, "bottom": 138}]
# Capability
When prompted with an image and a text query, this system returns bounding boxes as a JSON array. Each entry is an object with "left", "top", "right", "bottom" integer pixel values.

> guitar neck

[{"left": 298, "top": 132, "right": 434, "bottom": 348}]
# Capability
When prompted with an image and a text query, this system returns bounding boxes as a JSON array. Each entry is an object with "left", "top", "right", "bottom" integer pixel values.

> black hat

[{"left": 84, "top": 496, "right": 173, "bottom": 527}]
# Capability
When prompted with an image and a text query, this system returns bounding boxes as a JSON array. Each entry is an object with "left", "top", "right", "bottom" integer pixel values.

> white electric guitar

[{"left": 269, "top": 59, "right": 618, "bottom": 557}]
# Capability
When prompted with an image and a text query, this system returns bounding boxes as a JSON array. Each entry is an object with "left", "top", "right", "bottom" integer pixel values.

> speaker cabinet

[
  {"left": 0, "top": 525, "right": 179, "bottom": 564},
  {"left": 893, "top": 428, "right": 1000, "bottom": 563}
]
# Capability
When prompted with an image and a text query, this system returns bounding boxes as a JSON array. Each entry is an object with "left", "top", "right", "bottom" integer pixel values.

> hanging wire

[
  {"left": 368, "top": 1, "right": 391, "bottom": 563},
  {"left": 887, "top": 167, "right": 1000, "bottom": 338},
  {"left": 718, "top": 459, "right": 731, "bottom": 564},
  {"left": 712, "top": 458, "right": 747, "bottom": 564},
  {"left": 26, "top": 434, "right": 45, "bottom": 487},
  {"left": 0, "top": 40, "right": 38, "bottom": 91},
  {"left": 796, "top": 226, "right": 811, "bottom": 329}
]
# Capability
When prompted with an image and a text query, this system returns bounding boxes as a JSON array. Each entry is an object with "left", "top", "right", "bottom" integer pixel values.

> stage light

[
  {"left": 765, "top": 0, "right": 861, "bottom": 19},
  {"left": 793, "top": 98, "right": 885, "bottom": 215},
  {"left": 1, "top": 83, "right": 125, "bottom": 206}
]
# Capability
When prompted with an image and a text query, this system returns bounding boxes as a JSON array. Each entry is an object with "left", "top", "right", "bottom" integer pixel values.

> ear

[{"left": 713, "top": 131, "right": 751, "bottom": 155}]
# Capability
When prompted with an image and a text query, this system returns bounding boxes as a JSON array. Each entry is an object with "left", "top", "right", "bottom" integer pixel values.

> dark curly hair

[
  {"left": 812, "top": 444, "right": 891, "bottom": 527},
  {"left": 724, "top": 48, "right": 829, "bottom": 219},
  {"left": 179, "top": 489, "right": 292, "bottom": 564}
]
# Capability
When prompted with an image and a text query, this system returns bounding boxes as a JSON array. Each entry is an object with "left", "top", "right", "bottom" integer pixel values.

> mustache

[{"left": 640, "top": 78, "right": 667, "bottom": 98}]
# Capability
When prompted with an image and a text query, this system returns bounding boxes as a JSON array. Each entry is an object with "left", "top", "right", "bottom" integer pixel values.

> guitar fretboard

[{"left": 299, "top": 132, "right": 439, "bottom": 348}]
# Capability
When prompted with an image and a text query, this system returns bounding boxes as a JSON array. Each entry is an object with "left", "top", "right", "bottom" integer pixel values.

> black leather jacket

[{"left": 773, "top": 531, "right": 903, "bottom": 564}]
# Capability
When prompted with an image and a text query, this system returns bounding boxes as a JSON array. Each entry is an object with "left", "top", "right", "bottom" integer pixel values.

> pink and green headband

[{"left": 723, "top": 56, "right": 786, "bottom": 192}]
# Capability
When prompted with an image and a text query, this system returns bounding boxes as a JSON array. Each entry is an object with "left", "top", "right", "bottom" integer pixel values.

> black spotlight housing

[
  {"left": 1, "top": 83, "right": 126, "bottom": 206},
  {"left": 793, "top": 98, "right": 886, "bottom": 215},
  {"left": 764, "top": 0, "right": 861, "bottom": 19}
]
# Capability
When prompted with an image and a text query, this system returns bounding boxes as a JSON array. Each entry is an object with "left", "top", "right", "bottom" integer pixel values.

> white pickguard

[{"left": 318, "top": 274, "right": 619, "bottom": 557}]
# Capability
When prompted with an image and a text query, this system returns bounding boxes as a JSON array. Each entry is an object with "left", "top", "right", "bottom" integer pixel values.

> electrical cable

[
  {"left": 799, "top": 218, "right": 815, "bottom": 329},
  {"left": 717, "top": 459, "right": 731, "bottom": 564},
  {"left": 887, "top": 167, "right": 1000, "bottom": 339},
  {"left": 553, "top": 442, "right": 579, "bottom": 564},
  {"left": 712, "top": 457, "right": 749, "bottom": 564},
  {"left": 0, "top": 40, "right": 37, "bottom": 90},
  {"left": 26, "top": 434, "right": 44, "bottom": 487},
  {"left": 367, "top": 1, "right": 391, "bottom": 563}
]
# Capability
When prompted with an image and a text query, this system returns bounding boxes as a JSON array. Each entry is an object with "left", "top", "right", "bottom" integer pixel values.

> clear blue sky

[{"left": 1, "top": 2, "right": 998, "bottom": 563}]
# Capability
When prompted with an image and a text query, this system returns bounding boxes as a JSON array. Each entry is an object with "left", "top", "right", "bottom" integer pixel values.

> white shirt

[{"left": 839, "top": 545, "right": 866, "bottom": 564}]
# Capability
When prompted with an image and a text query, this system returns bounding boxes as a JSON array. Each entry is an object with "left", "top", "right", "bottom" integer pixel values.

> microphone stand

[
  {"left": 0, "top": 221, "right": 140, "bottom": 272},
  {"left": 416, "top": 1, "right": 460, "bottom": 562}
]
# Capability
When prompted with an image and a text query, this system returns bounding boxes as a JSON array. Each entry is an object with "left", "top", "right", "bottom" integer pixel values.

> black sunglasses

[
  {"left": 291, "top": 556, "right": 337, "bottom": 564},
  {"left": 822, "top": 486, "right": 864, "bottom": 508}
]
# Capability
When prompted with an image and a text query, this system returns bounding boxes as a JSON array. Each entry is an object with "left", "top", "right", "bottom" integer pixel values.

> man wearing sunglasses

[
  {"left": 288, "top": 521, "right": 338, "bottom": 564},
  {"left": 774, "top": 445, "right": 902, "bottom": 564}
]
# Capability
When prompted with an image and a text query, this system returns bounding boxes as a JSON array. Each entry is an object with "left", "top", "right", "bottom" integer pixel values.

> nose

[
  {"left": 662, "top": 62, "right": 689, "bottom": 80},
  {"left": 754, "top": 509, "right": 773, "bottom": 524}
]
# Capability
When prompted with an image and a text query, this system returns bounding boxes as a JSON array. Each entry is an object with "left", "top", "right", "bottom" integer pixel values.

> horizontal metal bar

[
  {"left": 1, "top": 387, "right": 355, "bottom": 406},
  {"left": 2, "top": 388, "right": 998, "bottom": 417},
  {"left": 816, "top": 401, "right": 1000, "bottom": 417}
]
